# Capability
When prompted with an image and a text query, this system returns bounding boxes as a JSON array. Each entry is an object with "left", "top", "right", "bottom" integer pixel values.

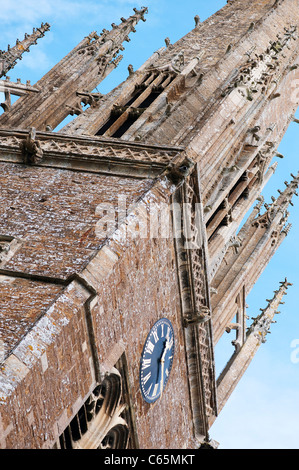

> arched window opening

[
  {"left": 96, "top": 72, "right": 176, "bottom": 138},
  {"left": 56, "top": 371, "right": 129, "bottom": 450}
]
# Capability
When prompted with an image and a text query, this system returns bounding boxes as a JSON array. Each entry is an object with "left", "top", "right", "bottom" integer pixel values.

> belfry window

[
  {"left": 96, "top": 71, "right": 176, "bottom": 138},
  {"left": 206, "top": 167, "right": 257, "bottom": 242}
]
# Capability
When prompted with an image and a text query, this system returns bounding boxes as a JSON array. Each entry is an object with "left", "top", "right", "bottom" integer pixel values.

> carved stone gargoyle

[
  {"left": 183, "top": 305, "right": 211, "bottom": 327},
  {"left": 20, "top": 127, "right": 43, "bottom": 164}
]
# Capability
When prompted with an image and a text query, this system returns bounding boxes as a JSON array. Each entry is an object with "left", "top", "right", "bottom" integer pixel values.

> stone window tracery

[{"left": 55, "top": 364, "right": 133, "bottom": 449}]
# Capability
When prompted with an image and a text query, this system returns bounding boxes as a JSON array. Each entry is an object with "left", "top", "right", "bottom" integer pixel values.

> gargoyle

[{"left": 20, "top": 127, "right": 43, "bottom": 164}]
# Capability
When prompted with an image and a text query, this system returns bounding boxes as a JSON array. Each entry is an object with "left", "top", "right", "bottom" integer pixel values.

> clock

[{"left": 139, "top": 318, "right": 175, "bottom": 403}]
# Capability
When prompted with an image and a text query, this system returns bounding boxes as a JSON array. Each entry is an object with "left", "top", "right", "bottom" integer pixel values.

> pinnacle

[
  {"left": 262, "top": 171, "right": 299, "bottom": 219},
  {"left": 261, "top": 277, "right": 291, "bottom": 311},
  {"left": 0, "top": 23, "right": 51, "bottom": 78},
  {"left": 249, "top": 278, "right": 292, "bottom": 343},
  {"left": 98, "top": 6, "right": 148, "bottom": 40},
  {"left": 80, "top": 7, "right": 148, "bottom": 66},
  {"left": 133, "top": 6, "right": 148, "bottom": 19},
  {"left": 279, "top": 277, "right": 293, "bottom": 288},
  {"left": 278, "top": 171, "right": 299, "bottom": 203}
]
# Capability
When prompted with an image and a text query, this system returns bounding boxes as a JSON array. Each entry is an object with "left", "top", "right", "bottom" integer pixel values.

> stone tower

[{"left": 0, "top": 0, "right": 298, "bottom": 449}]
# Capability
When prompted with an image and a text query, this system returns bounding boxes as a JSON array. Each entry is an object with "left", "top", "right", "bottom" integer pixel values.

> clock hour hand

[{"left": 160, "top": 339, "right": 168, "bottom": 361}]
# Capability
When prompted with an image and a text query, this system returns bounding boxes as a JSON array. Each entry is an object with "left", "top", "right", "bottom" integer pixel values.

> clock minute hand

[
  {"left": 160, "top": 356, "right": 165, "bottom": 399},
  {"left": 160, "top": 344, "right": 169, "bottom": 400},
  {"left": 159, "top": 339, "right": 170, "bottom": 399}
]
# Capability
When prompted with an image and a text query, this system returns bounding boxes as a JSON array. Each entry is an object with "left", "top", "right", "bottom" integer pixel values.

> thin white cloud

[
  {"left": 17, "top": 47, "right": 52, "bottom": 73},
  {"left": 0, "top": 0, "right": 154, "bottom": 26}
]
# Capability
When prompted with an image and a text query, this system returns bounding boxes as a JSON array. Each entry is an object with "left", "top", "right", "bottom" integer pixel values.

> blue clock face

[{"left": 139, "top": 318, "right": 175, "bottom": 403}]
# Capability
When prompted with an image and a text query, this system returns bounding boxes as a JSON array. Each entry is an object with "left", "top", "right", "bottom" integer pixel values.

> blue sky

[{"left": 1, "top": 0, "right": 299, "bottom": 449}]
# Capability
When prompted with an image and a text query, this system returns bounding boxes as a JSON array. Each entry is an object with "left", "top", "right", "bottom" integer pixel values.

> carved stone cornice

[{"left": 0, "top": 128, "right": 184, "bottom": 179}]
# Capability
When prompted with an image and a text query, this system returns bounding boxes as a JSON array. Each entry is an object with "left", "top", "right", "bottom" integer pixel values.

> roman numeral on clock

[
  {"left": 152, "top": 329, "right": 159, "bottom": 343},
  {"left": 145, "top": 341, "right": 154, "bottom": 355},
  {"left": 142, "top": 371, "right": 151, "bottom": 385},
  {"left": 152, "top": 383, "right": 159, "bottom": 397},
  {"left": 142, "top": 358, "right": 151, "bottom": 369}
]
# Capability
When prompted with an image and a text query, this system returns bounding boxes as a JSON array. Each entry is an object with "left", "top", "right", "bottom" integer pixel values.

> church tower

[{"left": 0, "top": 0, "right": 298, "bottom": 449}]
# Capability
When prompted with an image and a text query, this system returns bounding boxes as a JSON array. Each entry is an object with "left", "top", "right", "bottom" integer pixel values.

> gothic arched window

[{"left": 57, "top": 369, "right": 129, "bottom": 449}]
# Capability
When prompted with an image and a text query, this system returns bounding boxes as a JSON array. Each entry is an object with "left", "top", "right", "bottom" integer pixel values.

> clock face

[{"left": 139, "top": 318, "right": 175, "bottom": 404}]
